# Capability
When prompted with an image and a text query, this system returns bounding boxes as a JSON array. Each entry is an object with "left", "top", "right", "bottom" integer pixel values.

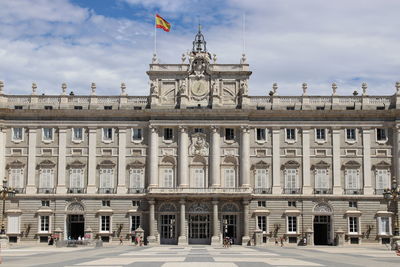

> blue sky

[{"left": 0, "top": 0, "right": 400, "bottom": 96}]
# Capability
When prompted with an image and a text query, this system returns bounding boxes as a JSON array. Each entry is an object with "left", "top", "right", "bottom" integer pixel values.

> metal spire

[{"left": 192, "top": 24, "right": 207, "bottom": 53}]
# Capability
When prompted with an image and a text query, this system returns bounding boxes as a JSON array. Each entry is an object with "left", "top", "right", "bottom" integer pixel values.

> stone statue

[
  {"left": 179, "top": 80, "right": 187, "bottom": 95},
  {"left": 150, "top": 80, "right": 159, "bottom": 95},
  {"left": 362, "top": 82, "right": 367, "bottom": 96},
  {"left": 121, "top": 82, "right": 127, "bottom": 96},
  {"left": 0, "top": 81, "right": 4, "bottom": 95},
  {"left": 272, "top": 83, "right": 278, "bottom": 95},
  {"left": 240, "top": 80, "right": 248, "bottom": 95},
  {"left": 32, "top": 83, "right": 37, "bottom": 95},
  {"left": 302, "top": 82, "right": 308, "bottom": 96},
  {"left": 61, "top": 83, "right": 67, "bottom": 95},
  {"left": 212, "top": 80, "right": 219, "bottom": 95},
  {"left": 240, "top": 53, "right": 247, "bottom": 64},
  {"left": 332, "top": 83, "right": 337, "bottom": 95},
  {"left": 181, "top": 53, "right": 186, "bottom": 63},
  {"left": 91, "top": 82, "right": 96, "bottom": 95},
  {"left": 396, "top": 81, "right": 400, "bottom": 95}
]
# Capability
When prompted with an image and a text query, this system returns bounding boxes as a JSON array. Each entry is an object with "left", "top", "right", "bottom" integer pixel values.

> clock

[{"left": 191, "top": 80, "right": 207, "bottom": 96}]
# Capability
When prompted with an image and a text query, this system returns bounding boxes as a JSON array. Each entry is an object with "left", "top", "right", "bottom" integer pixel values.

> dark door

[
  {"left": 67, "top": 215, "right": 84, "bottom": 240},
  {"left": 160, "top": 214, "right": 177, "bottom": 244},
  {"left": 222, "top": 215, "right": 237, "bottom": 244},
  {"left": 314, "top": 215, "right": 330, "bottom": 245}
]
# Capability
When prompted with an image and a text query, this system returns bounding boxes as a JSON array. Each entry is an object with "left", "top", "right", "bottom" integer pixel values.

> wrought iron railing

[
  {"left": 374, "top": 189, "right": 386, "bottom": 195},
  {"left": 313, "top": 188, "right": 333, "bottom": 194},
  {"left": 128, "top": 188, "right": 146, "bottom": 194},
  {"left": 147, "top": 187, "right": 252, "bottom": 193},
  {"left": 253, "top": 188, "right": 272, "bottom": 194},
  {"left": 13, "top": 188, "right": 25, "bottom": 194},
  {"left": 37, "top": 188, "right": 55, "bottom": 194},
  {"left": 344, "top": 189, "right": 364, "bottom": 195},
  {"left": 67, "top": 188, "right": 86, "bottom": 194},
  {"left": 283, "top": 188, "right": 302, "bottom": 194},
  {"left": 97, "top": 188, "right": 116, "bottom": 194}
]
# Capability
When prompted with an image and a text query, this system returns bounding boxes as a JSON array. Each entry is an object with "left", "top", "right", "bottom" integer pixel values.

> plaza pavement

[{"left": 0, "top": 244, "right": 399, "bottom": 267}]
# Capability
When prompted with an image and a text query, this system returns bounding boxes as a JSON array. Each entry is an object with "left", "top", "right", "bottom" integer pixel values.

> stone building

[{"left": 0, "top": 30, "right": 399, "bottom": 246}]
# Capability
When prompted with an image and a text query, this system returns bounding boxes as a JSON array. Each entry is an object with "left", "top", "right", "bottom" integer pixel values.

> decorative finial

[
  {"left": 181, "top": 53, "right": 186, "bottom": 63},
  {"left": 61, "top": 83, "right": 67, "bottom": 95},
  {"left": 121, "top": 82, "right": 127, "bottom": 96},
  {"left": 240, "top": 53, "right": 247, "bottom": 64},
  {"left": 0, "top": 81, "right": 4, "bottom": 95},
  {"left": 213, "top": 54, "right": 217, "bottom": 63},
  {"left": 192, "top": 25, "right": 207, "bottom": 53},
  {"left": 152, "top": 53, "right": 159, "bottom": 64},
  {"left": 32, "top": 83, "right": 37, "bottom": 95},
  {"left": 91, "top": 82, "right": 96, "bottom": 95},
  {"left": 332, "top": 82, "right": 337, "bottom": 95},
  {"left": 361, "top": 82, "right": 367, "bottom": 96},
  {"left": 272, "top": 83, "right": 278, "bottom": 95},
  {"left": 396, "top": 81, "right": 400, "bottom": 95},
  {"left": 302, "top": 82, "right": 308, "bottom": 95}
]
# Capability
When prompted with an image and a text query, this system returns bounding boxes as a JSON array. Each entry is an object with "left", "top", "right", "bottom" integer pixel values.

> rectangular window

[
  {"left": 316, "top": 106, "right": 325, "bottom": 110},
  {"left": 132, "top": 128, "right": 142, "bottom": 141},
  {"left": 349, "top": 217, "right": 358, "bottom": 234},
  {"left": 288, "top": 201, "right": 296, "bottom": 207},
  {"left": 44, "top": 106, "right": 53, "bottom": 110},
  {"left": 378, "top": 217, "right": 390, "bottom": 235},
  {"left": 163, "top": 169, "right": 174, "bottom": 188},
  {"left": 99, "top": 169, "right": 114, "bottom": 188},
  {"left": 70, "top": 168, "right": 84, "bottom": 188},
  {"left": 103, "top": 128, "right": 113, "bottom": 141},
  {"left": 14, "top": 105, "right": 23, "bottom": 109},
  {"left": 255, "top": 169, "right": 268, "bottom": 188},
  {"left": 131, "top": 215, "right": 141, "bottom": 231},
  {"left": 7, "top": 215, "right": 20, "bottom": 234},
  {"left": 256, "top": 128, "right": 266, "bottom": 141},
  {"left": 349, "top": 201, "right": 357, "bottom": 208},
  {"left": 225, "top": 128, "right": 234, "bottom": 141},
  {"left": 346, "top": 129, "right": 356, "bottom": 141},
  {"left": 101, "top": 216, "right": 110, "bottom": 232},
  {"left": 39, "top": 169, "right": 53, "bottom": 188},
  {"left": 315, "top": 169, "right": 329, "bottom": 189},
  {"left": 40, "top": 216, "right": 50, "bottom": 232},
  {"left": 72, "top": 128, "right": 83, "bottom": 141},
  {"left": 316, "top": 129, "right": 326, "bottom": 140},
  {"left": 41, "top": 200, "right": 50, "bottom": 207},
  {"left": 287, "top": 216, "right": 297, "bottom": 233},
  {"left": 104, "top": 106, "right": 112, "bottom": 110},
  {"left": 286, "top": 106, "right": 295, "bottom": 110},
  {"left": 257, "top": 216, "right": 267, "bottom": 232},
  {"left": 9, "top": 168, "right": 23, "bottom": 188},
  {"left": 43, "top": 128, "right": 53, "bottom": 141},
  {"left": 376, "top": 169, "right": 390, "bottom": 190},
  {"left": 345, "top": 169, "right": 359, "bottom": 189},
  {"left": 285, "top": 169, "right": 297, "bottom": 189},
  {"left": 193, "top": 168, "right": 205, "bottom": 188},
  {"left": 102, "top": 200, "right": 111, "bottom": 207},
  {"left": 376, "top": 128, "right": 387, "bottom": 141},
  {"left": 74, "top": 106, "right": 83, "bottom": 110},
  {"left": 224, "top": 168, "right": 235, "bottom": 188},
  {"left": 194, "top": 128, "right": 204, "bottom": 134},
  {"left": 257, "top": 201, "right": 266, "bottom": 207},
  {"left": 132, "top": 200, "right": 140, "bottom": 207},
  {"left": 286, "top": 129, "right": 296, "bottom": 140},
  {"left": 12, "top": 128, "right": 23, "bottom": 141},
  {"left": 163, "top": 128, "right": 173, "bottom": 141},
  {"left": 130, "top": 168, "right": 144, "bottom": 188}
]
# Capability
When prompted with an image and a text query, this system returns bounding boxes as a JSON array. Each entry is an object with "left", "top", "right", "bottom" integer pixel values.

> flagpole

[
  {"left": 242, "top": 12, "right": 246, "bottom": 54},
  {"left": 154, "top": 14, "right": 157, "bottom": 55}
]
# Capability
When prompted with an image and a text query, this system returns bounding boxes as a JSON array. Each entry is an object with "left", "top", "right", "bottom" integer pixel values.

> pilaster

[
  {"left": 332, "top": 129, "right": 342, "bottom": 194},
  {"left": 302, "top": 129, "right": 312, "bottom": 194},
  {"left": 56, "top": 128, "right": 67, "bottom": 194},
  {"left": 178, "top": 199, "right": 187, "bottom": 245},
  {"left": 117, "top": 128, "right": 127, "bottom": 194},
  {"left": 272, "top": 128, "right": 281, "bottom": 194},
  {"left": 87, "top": 128, "right": 97, "bottom": 194},
  {"left": 149, "top": 125, "right": 159, "bottom": 188},
  {"left": 240, "top": 126, "right": 250, "bottom": 187},
  {"left": 0, "top": 129, "right": 5, "bottom": 183},
  {"left": 210, "top": 126, "right": 221, "bottom": 187},
  {"left": 178, "top": 126, "right": 189, "bottom": 188},
  {"left": 241, "top": 200, "right": 250, "bottom": 246},
  {"left": 147, "top": 199, "right": 157, "bottom": 245},
  {"left": 394, "top": 126, "right": 400, "bottom": 186},
  {"left": 362, "top": 129, "right": 373, "bottom": 194},
  {"left": 26, "top": 128, "right": 37, "bottom": 194},
  {"left": 211, "top": 200, "right": 220, "bottom": 245}
]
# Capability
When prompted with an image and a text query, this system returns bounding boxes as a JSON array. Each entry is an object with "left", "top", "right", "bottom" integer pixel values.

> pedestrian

[
  {"left": 274, "top": 238, "right": 278, "bottom": 246},
  {"left": 119, "top": 236, "right": 123, "bottom": 245},
  {"left": 280, "top": 236, "right": 284, "bottom": 247}
]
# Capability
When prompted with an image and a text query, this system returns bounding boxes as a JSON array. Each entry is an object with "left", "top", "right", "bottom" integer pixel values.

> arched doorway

[
  {"left": 188, "top": 202, "right": 211, "bottom": 244},
  {"left": 158, "top": 203, "right": 177, "bottom": 245},
  {"left": 66, "top": 202, "right": 85, "bottom": 240},
  {"left": 313, "top": 203, "right": 333, "bottom": 245},
  {"left": 221, "top": 203, "right": 240, "bottom": 245}
]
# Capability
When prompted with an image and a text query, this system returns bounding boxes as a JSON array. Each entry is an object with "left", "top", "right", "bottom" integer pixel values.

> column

[
  {"left": 332, "top": 128, "right": 342, "bottom": 194},
  {"left": 0, "top": 129, "right": 5, "bottom": 184},
  {"left": 178, "top": 126, "right": 189, "bottom": 187},
  {"left": 302, "top": 129, "right": 312, "bottom": 194},
  {"left": 117, "top": 128, "right": 126, "bottom": 194},
  {"left": 56, "top": 128, "right": 67, "bottom": 194},
  {"left": 26, "top": 128, "right": 37, "bottom": 194},
  {"left": 211, "top": 200, "right": 220, "bottom": 245},
  {"left": 272, "top": 128, "right": 281, "bottom": 194},
  {"left": 149, "top": 126, "right": 159, "bottom": 188},
  {"left": 148, "top": 199, "right": 157, "bottom": 245},
  {"left": 87, "top": 128, "right": 97, "bottom": 194},
  {"left": 240, "top": 126, "right": 250, "bottom": 187},
  {"left": 210, "top": 126, "right": 221, "bottom": 187},
  {"left": 362, "top": 129, "right": 373, "bottom": 194},
  {"left": 394, "top": 126, "right": 400, "bottom": 185},
  {"left": 241, "top": 200, "right": 250, "bottom": 246},
  {"left": 178, "top": 199, "right": 187, "bottom": 245}
]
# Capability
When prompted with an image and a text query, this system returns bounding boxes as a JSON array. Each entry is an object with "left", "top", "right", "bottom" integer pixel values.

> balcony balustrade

[
  {"left": 283, "top": 188, "right": 302, "bottom": 194},
  {"left": 128, "top": 188, "right": 146, "bottom": 194},
  {"left": 374, "top": 189, "right": 386, "bottom": 195},
  {"left": 313, "top": 188, "right": 333, "bottom": 194},
  {"left": 253, "top": 188, "right": 272, "bottom": 194},
  {"left": 97, "top": 188, "right": 116, "bottom": 194},
  {"left": 147, "top": 187, "right": 252, "bottom": 194},
  {"left": 13, "top": 188, "right": 25, "bottom": 194},
  {"left": 37, "top": 188, "right": 55, "bottom": 194},
  {"left": 344, "top": 189, "right": 364, "bottom": 195},
  {"left": 67, "top": 188, "right": 86, "bottom": 194}
]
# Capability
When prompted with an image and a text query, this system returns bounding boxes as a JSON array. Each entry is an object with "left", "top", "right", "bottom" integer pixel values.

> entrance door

[
  {"left": 222, "top": 215, "right": 237, "bottom": 244},
  {"left": 189, "top": 214, "right": 210, "bottom": 244},
  {"left": 67, "top": 214, "right": 84, "bottom": 240},
  {"left": 314, "top": 215, "right": 331, "bottom": 245},
  {"left": 160, "top": 214, "right": 177, "bottom": 244}
]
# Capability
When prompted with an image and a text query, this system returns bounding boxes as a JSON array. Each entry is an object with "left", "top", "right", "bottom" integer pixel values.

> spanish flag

[{"left": 156, "top": 14, "right": 171, "bottom": 32}]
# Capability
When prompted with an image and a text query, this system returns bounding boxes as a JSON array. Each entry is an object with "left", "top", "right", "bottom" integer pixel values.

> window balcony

[
  {"left": 147, "top": 187, "right": 252, "bottom": 194},
  {"left": 253, "top": 188, "right": 272, "bottom": 194},
  {"left": 374, "top": 189, "right": 386, "bottom": 195},
  {"left": 313, "top": 188, "right": 333, "bottom": 194},
  {"left": 37, "top": 188, "right": 55, "bottom": 194},
  {"left": 283, "top": 188, "right": 302, "bottom": 194},
  {"left": 13, "top": 188, "right": 25, "bottom": 194},
  {"left": 67, "top": 188, "right": 86, "bottom": 194},
  {"left": 128, "top": 188, "right": 146, "bottom": 194},
  {"left": 98, "top": 188, "right": 116, "bottom": 194},
  {"left": 344, "top": 189, "right": 364, "bottom": 195}
]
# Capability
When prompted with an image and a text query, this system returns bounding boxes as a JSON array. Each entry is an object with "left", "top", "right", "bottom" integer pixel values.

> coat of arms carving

[{"left": 190, "top": 133, "right": 209, "bottom": 156}]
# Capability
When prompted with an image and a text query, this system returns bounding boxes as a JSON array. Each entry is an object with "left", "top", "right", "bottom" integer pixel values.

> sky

[{"left": 0, "top": 0, "right": 400, "bottom": 96}]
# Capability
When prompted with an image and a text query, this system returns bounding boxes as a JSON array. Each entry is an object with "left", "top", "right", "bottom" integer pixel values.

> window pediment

[
  {"left": 127, "top": 160, "right": 145, "bottom": 169},
  {"left": 343, "top": 160, "right": 360, "bottom": 169},
  {"left": 6, "top": 160, "right": 25, "bottom": 169},
  {"left": 372, "top": 161, "right": 391, "bottom": 170},
  {"left": 97, "top": 160, "right": 115, "bottom": 169},
  {"left": 311, "top": 161, "right": 330, "bottom": 170},
  {"left": 67, "top": 160, "right": 85, "bottom": 169},
  {"left": 37, "top": 160, "right": 56, "bottom": 169},
  {"left": 281, "top": 160, "right": 300, "bottom": 170},
  {"left": 252, "top": 160, "right": 270, "bottom": 169}
]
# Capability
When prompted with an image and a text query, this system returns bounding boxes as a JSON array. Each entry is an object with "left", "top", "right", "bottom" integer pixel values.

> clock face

[{"left": 191, "top": 80, "right": 207, "bottom": 96}]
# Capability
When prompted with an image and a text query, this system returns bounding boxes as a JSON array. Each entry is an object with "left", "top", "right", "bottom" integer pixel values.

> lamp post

[
  {"left": 0, "top": 178, "right": 16, "bottom": 235},
  {"left": 383, "top": 178, "right": 400, "bottom": 250}
]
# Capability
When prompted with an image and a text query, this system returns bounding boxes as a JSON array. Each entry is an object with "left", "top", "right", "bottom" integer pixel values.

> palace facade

[{"left": 0, "top": 30, "right": 399, "bottom": 246}]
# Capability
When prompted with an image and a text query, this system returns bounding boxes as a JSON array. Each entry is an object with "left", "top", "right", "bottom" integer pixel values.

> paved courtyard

[{"left": 0, "top": 245, "right": 399, "bottom": 267}]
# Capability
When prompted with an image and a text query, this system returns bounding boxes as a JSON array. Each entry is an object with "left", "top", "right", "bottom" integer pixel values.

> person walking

[
  {"left": 119, "top": 236, "right": 123, "bottom": 245},
  {"left": 280, "top": 236, "right": 284, "bottom": 247}
]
